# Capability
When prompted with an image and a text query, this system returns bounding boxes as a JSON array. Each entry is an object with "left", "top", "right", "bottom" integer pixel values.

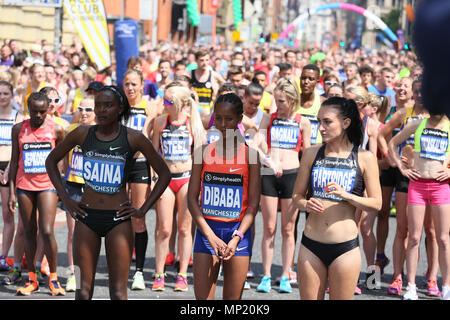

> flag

[{"left": 63, "top": 0, "right": 111, "bottom": 70}]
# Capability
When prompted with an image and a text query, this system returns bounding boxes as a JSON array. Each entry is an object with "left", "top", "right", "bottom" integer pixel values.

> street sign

[{"left": 2, "top": 0, "right": 62, "bottom": 7}]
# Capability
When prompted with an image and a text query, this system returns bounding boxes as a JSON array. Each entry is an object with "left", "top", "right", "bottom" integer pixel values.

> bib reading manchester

[
  {"left": 22, "top": 142, "right": 52, "bottom": 173},
  {"left": 83, "top": 151, "right": 126, "bottom": 194},
  {"left": 202, "top": 171, "right": 243, "bottom": 220}
]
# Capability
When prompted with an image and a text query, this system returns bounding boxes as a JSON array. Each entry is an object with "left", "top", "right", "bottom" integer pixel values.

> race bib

[
  {"left": 202, "top": 171, "right": 243, "bottom": 220},
  {"left": 419, "top": 128, "right": 449, "bottom": 161},
  {"left": 0, "top": 119, "right": 14, "bottom": 145},
  {"left": 302, "top": 114, "right": 319, "bottom": 145},
  {"left": 127, "top": 108, "right": 147, "bottom": 131},
  {"left": 311, "top": 158, "right": 357, "bottom": 202},
  {"left": 83, "top": 151, "right": 125, "bottom": 194},
  {"left": 207, "top": 127, "right": 221, "bottom": 144},
  {"left": 161, "top": 126, "right": 191, "bottom": 161},
  {"left": 270, "top": 118, "right": 300, "bottom": 149},
  {"left": 22, "top": 142, "right": 52, "bottom": 174},
  {"left": 68, "top": 145, "right": 84, "bottom": 178}
]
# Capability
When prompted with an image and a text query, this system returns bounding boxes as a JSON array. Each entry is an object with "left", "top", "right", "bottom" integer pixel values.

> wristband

[
  {"left": 246, "top": 206, "right": 256, "bottom": 214},
  {"left": 232, "top": 229, "right": 244, "bottom": 241}
]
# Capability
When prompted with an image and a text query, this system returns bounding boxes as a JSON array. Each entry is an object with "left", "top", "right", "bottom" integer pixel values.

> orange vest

[{"left": 201, "top": 142, "right": 249, "bottom": 222}]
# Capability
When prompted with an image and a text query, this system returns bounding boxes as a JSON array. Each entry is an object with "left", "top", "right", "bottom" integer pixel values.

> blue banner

[{"left": 114, "top": 20, "right": 139, "bottom": 85}]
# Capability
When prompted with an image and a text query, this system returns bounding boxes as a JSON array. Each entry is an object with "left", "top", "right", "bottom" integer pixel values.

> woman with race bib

[
  {"left": 122, "top": 69, "right": 155, "bottom": 290},
  {"left": 292, "top": 97, "right": 382, "bottom": 300},
  {"left": 187, "top": 93, "right": 261, "bottom": 299},
  {"left": 0, "top": 81, "right": 24, "bottom": 273},
  {"left": 152, "top": 84, "right": 205, "bottom": 292},
  {"left": 256, "top": 78, "right": 311, "bottom": 294},
  {"left": 45, "top": 86, "right": 170, "bottom": 300},
  {"left": 8, "top": 92, "right": 66, "bottom": 296},
  {"left": 387, "top": 112, "right": 450, "bottom": 300}
]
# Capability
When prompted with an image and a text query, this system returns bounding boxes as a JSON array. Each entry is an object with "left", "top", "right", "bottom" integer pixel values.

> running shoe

[
  {"left": 152, "top": 273, "right": 165, "bottom": 291},
  {"left": 40, "top": 257, "right": 50, "bottom": 277},
  {"left": 288, "top": 268, "right": 297, "bottom": 284},
  {"left": 5, "top": 257, "right": 14, "bottom": 268},
  {"left": 174, "top": 273, "right": 188, "bottom": 292},
  {"left": 165, "top": 253, "right": 176, "bottom": 266},
  {"left": 403, "top": 287, "right": 418, "bottom": 300},
  {"left": 256, "top": 275, "right": 271, "bottom": 293},
  {"left": 390, "top": 205, "right": 396, "bottom": 217},
  {"left": 442, "top": 286, "right": 450, "bottom": 300},
  {"left": 0, "top": 256, "right": 10, "bottom": 272},
  {"left": 387, "top": 278, "right": 403, "bottom": 295},
  {"left": 132, "top": 248, "right": 136, "bottom": 262},
  {"left": 1, "top": 267, "right": 22, "bottom": 285},
  {"left": 49, "top": 279, "right": 66, "bottom": 296},
  {"left": 354, "top": 285, "right": 362, "bottom": 295},
  {"left": 66, "top": 274, "right": 76, "bottom": 292},
  {"left": 279, "top": 275, "right": 292, "bottom": 293},
  {"left": 375, "top": 256, "right": 390, "bottom": 275},
  {"left": 246, "top": 268, "right": 255, "bottom": 279},
  {"left": 16, "top": 273, "right": 39, "bottom": 296},
  {"left": 131, "top": 271, "right": 146, "bottom": 290},
  {"left": 426, "top": 280, "right": 441, "bottom": 297},
  {"left": 243, "top": 281, "right": 251, "bottom": 290}
]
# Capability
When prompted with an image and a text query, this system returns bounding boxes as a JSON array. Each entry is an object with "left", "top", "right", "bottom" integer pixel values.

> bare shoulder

[{"left": 357, "top": 148, "right": 378, "bottom": 169}]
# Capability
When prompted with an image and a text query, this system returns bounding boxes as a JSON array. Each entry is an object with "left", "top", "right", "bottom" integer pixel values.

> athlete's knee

[
  {"left": 177, "top": 226, "right": 192, "bottom": 239},
  {"left": 109, "top": 287, "right": 127, "bottom": 300},
  {"left": 76, "top": 287, "right": 92, "bottom": 300},
  {"left": 395, "top": 225, "right": 408, "bottom": 239},
  {"left": 263, "top": 225, "right": 277, "bottom": 238},
  {"left": 407, "top": 233, "right": 422, "bottom": 248},
  {"left": 156, "top": 227, "right": 172, "bottom": 241},
  {"left": 39, "top": 225, "right": 54, "bottom": 240},
  {"left": 436, "top": 235, "right": 450, "bottom": 250}
]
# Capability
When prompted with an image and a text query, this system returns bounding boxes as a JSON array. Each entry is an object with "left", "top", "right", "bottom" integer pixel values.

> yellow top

[
  {"left": 71, "top": 88, "right": 86, "bottom": 113},
  {"left": 259, "top": 91, "right": 272, "bottom": 113},
  {"left": 65, "top": 123, "right": 85, "bottom": 184},
  {"left": 23, "top": 81, "right": 47, "bottom": 115},
  {"left": 297, "top": 91, "right": 322, "bottom": 144}
]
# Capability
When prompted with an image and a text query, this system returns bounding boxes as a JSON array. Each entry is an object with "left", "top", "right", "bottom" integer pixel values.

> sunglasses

[
  {"left": 163, "top": 99, "right": 174, "bottom": 106},
  {"left": 48, "top": 98, "right": 60, "bottom": 103},
  {"left": 78, "top": 107, "right": 94, "bottom": 112},
  {"left": 325, "top": 81, "right": 338, "bottom": 86}
]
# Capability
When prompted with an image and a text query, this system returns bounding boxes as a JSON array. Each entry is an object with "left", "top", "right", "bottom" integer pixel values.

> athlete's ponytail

[{"left": 322, "top": 97, "right": 363, "bottom": 146}]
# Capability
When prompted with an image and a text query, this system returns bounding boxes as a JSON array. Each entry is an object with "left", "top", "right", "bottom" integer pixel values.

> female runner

[
  {"left": 388, "top": 113, "right": 450, "bottom": 300},
  {"left": 292, "top": 97, "right": 382, "bottom": 300},
  {"left": 188, "top": 92, "right": 261, "bottom": 299},
  {"left": 9, "top": 92, "right": 66, "bottom": 296},
  {"left": 45, "top": 86, "right": 170, "bottom": 300},
  {"left": 151, "top": 84, "right": 205, "bottom": 292}
]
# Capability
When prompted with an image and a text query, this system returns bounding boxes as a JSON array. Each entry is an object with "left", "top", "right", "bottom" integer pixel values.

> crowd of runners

[{"left": 0, "top": 37, "right": 448, "bottom": 300}]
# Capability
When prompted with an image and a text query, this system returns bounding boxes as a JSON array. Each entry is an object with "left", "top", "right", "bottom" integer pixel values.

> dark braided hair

[
  {"left": 27, "top": 91, "right": 49, "bottom": 110},
  {"left": 322, "top": 97, "right": 363, "bottom": 146},
  {"left": 99, "top": 85, "right": 131, "bottom": 122},
  {"left": 214, "top": 93, "right": 243, "bottom": 117}
]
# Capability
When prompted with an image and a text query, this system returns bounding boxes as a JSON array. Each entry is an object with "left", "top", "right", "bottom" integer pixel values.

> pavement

[{"left": 0, "top": 205, "right": 439, "bottom": 301}]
